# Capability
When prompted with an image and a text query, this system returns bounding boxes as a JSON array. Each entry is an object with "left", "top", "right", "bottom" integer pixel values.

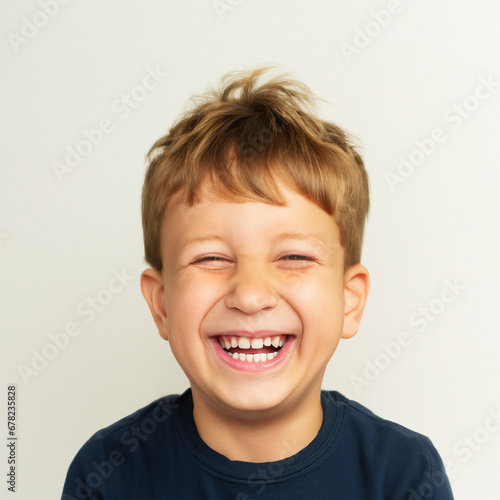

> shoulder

[
  {"left": 62, "top": 393, "right": 187, "bottom": 499},
  {"left": 325, "top": 390, "right": 435, "bottom": 447},
  {"left": 322, "top": 391, "right": 453, "bottom": 498},
  {"left": 94, "top": 393, "right": 181, "bottom": 439},
  {"left": 80, "top": 392, "right": 183, "bottom": 456},
  {"left": 68, "top": 392, "right": 185, "bottom": 470}
]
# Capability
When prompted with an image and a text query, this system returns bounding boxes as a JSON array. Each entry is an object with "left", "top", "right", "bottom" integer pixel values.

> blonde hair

[{"left": 142, "top": 67, "right": 369, "bottom": 271}]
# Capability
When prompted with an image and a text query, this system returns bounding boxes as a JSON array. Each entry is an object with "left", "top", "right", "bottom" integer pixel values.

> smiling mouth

[{"left": 217, "top": 335, "right": 289, "bottom": 363}]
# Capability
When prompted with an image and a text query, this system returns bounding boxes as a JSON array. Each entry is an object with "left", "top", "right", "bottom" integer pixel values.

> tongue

[{"left": 227, "top": 346, "right": 277, "bottom": 355}]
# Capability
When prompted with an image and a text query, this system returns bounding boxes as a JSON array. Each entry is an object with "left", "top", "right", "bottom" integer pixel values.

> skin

[{"left": 141, "top": 176, "right": 370, "bottom": 462}]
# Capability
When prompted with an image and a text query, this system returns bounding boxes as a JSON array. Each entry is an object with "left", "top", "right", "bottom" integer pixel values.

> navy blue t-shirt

[{"left": 62, "top": 389, "right": 453, "bottom": 500}]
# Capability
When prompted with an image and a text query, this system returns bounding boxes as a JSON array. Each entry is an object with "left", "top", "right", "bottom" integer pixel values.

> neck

[{"left": 192, "top": 391, "right": 323, "bottom": 463}]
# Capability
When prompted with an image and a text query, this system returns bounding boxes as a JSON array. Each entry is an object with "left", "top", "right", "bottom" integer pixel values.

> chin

[{"left": 214, "top": 385, "right": 295, "bottom": 417}]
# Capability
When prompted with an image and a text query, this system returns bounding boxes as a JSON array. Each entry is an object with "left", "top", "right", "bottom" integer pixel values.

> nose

[{"left": 224, "top": 262, "right": 279, "bottom": 315}]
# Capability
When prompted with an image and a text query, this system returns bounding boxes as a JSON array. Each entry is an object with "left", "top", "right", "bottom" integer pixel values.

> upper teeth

[
  {"left": 251, "top": 338, "right": 263, "bottom": 349},
  {"left": 238, "top": 337, "right": 251, "bottom": 349},
  {"left": 218, "top": 335, "right": 287, "bottom": 350}
]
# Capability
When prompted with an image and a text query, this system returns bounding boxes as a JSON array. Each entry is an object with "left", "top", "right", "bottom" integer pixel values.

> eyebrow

[
  {"left": 274, "top": 232, "right": 327, "bottom": 248},
  {"left": 181, "top": 235, "right": 225, "bottom": 251},
  {"left": 181, "top": 233, "right": 327, "bottom": 251}
]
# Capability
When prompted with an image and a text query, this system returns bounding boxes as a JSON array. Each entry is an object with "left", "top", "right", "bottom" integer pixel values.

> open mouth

[{"left": 217, "top": 334, "right": 289, "bottom": 363}]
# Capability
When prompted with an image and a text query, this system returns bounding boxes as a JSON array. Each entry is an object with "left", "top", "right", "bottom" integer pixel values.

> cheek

[
  {"left": 286, "top": 275, "right": 344, "bottom": 332},
  {"left": 283, "top": 268, "right": 342, "bottom": 302},
  {"left": 166, "top": 273, "right": 217, "bottom": 312},
  {"left": 164, "top": 275, "right": 219, "bottom": 342}
]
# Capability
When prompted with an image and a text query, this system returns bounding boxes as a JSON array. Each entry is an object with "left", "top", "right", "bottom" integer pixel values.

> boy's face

[{"left": 142, "top": 176, "right": 369, "bottom": 419}]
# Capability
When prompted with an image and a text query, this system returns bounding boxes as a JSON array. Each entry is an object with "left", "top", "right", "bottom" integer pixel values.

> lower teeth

[{"left": 226, "top": 351, "right": 279, "bottom": 362}]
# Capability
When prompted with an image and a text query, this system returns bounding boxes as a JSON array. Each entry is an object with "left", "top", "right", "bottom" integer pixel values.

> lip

[
  {"left": 210, "top": 334, "right": 295, "bottom": 372},
  {"left": 213, "top": 330, "right": 291, "bottom": 338}
]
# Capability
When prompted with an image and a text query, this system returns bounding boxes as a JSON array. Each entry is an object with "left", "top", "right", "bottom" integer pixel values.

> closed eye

[
  {"left": 192, "top": 256, "right": 227, "bottom": 263},
  {"left": 282, "top": 255, "right": 314, "bottom": 261},
  {"left": 192, "top": 255, "right": 315, "bottom": 264}
]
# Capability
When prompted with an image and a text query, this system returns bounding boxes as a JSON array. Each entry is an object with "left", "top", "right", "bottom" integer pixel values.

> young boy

[{"left": 62, "top": 67, "right": 454, "bottom": 499}]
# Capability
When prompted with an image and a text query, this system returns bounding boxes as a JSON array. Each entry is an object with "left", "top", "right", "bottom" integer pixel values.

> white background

[{"left": 1, "top": 1, "right": 500, "bottom": 499}]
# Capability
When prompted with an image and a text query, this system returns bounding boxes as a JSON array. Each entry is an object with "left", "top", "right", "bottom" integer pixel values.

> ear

[
  {"left": 341, "top": 264, "right": 370, "bottom": 339},
  {"left": 140, "top": 268, "right": 169, "bottom": 341}
]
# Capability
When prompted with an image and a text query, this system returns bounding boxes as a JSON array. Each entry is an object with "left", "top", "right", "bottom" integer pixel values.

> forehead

[
  {"left": 165, "top": 177, "right": 312, "bottom": 226},
  {"left": 162, "top": 178, "right": 341, "bottom": 253}
]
